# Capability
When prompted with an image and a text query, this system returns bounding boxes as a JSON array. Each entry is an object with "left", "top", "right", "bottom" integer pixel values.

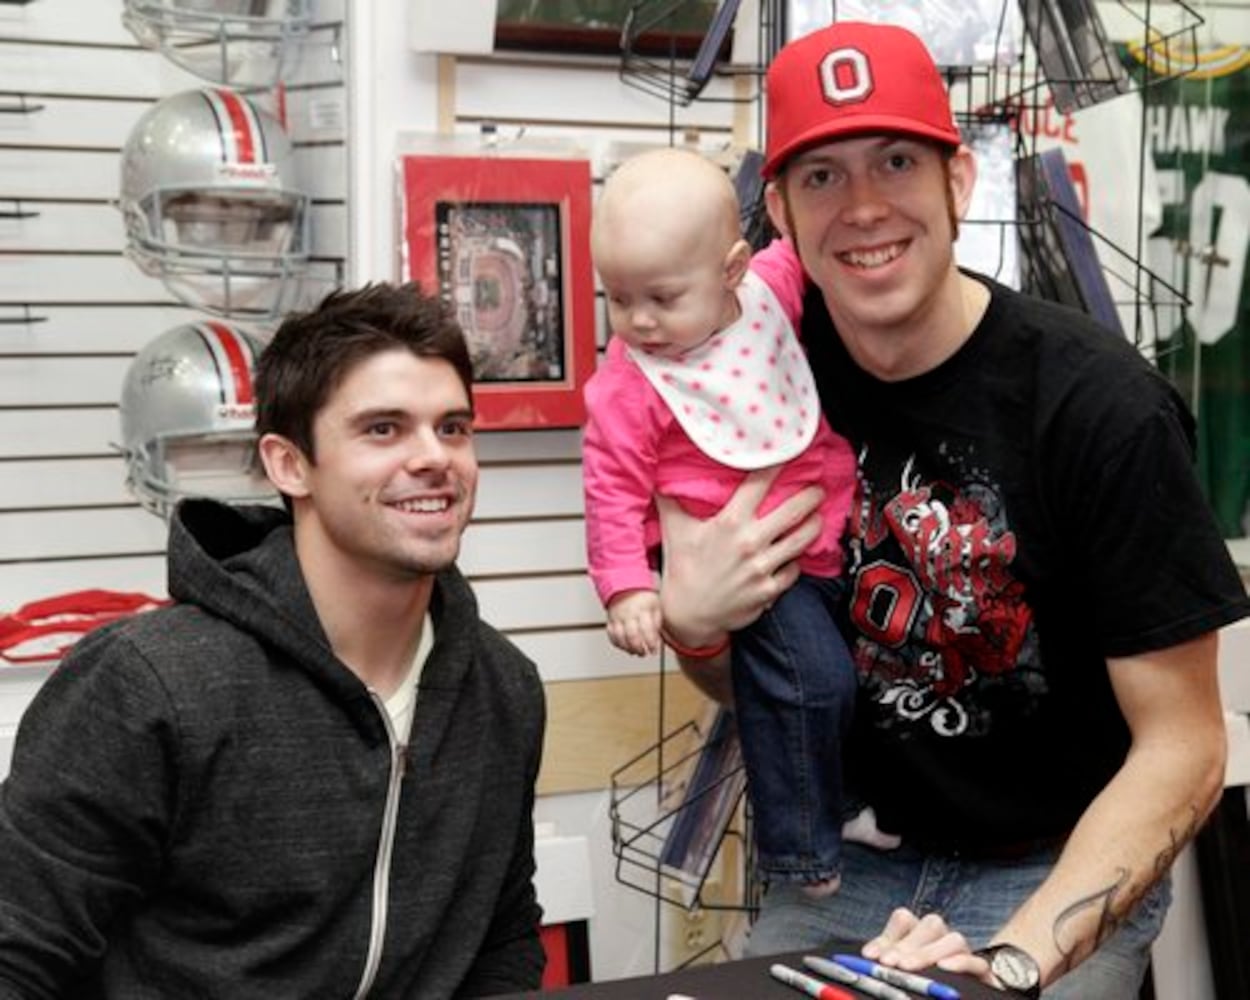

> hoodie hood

[
  {"left": 165, "top": 499, "right": 485, "bottom": 739},
  {"left": 167, "top": 499, "right": 380, "bottom": 724}
]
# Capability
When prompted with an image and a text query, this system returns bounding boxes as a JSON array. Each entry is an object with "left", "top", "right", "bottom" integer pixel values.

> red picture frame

[{"left": 399, "top": 154, "right": 596, "bottom": 431}]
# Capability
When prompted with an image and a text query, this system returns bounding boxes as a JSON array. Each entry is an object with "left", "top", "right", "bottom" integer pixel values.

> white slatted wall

[{"left": 0, "top": 0, "right": 348, "bottom": 754}]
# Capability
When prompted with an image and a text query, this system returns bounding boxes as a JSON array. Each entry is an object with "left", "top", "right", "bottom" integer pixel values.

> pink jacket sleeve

[
  {"left": 581, "top": 340, "right": 667, "bottom": 606},
  {"left": 749, "top": 237, "right": 807, "bottom": 326}
]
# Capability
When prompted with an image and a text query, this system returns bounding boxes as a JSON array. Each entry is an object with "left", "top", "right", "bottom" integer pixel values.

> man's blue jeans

[
  {"left": 732, "top": 574, "right": 855, "bottom": 884},
  {"left": 744, "top": 841, "right": 1170, "bottom": 999}
]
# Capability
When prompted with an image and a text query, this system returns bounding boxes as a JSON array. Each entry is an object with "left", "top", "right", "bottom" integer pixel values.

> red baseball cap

[{"left": 762, "top": 21, "right": 961, "bottom": 179}]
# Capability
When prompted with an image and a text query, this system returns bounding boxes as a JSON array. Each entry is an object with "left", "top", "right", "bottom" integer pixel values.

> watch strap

[{"left": 973, "top": 943, "right": 1042, "bottom": 999}]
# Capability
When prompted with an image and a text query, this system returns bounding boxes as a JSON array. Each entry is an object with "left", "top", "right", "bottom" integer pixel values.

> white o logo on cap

[{"left": 819, "top": 48, "right": 872, "bottom": 104}]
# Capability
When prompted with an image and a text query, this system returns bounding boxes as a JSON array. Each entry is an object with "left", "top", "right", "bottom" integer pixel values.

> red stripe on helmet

[
  {"left": 205, "top": 322, "right": 255, "bottom": 405},
  {"left": 273, "top": 83, "right": 288, "bottom": 132},
  {"left": 215, "top": 88, "right": 257, "bottom": 163}
]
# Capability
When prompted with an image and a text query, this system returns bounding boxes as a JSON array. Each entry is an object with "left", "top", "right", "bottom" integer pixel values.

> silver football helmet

[
  {"left": 119, "top": 87, "right": 311, "bottom": 319},
  {"left": 119, "top": 320, "right": 278, "bottom": 519},
  {"left": 121, "top": 0, "right": 311, "bottom": 88}
]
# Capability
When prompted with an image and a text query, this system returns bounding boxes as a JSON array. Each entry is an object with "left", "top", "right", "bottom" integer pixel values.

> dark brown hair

[{"left": 255, "top": 281, "right": 473, "bottom": 461}]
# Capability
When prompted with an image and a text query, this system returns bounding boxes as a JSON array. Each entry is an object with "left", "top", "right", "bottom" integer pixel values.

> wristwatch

[{"left": 974, "top": 943, "right": 1042, "bottom": 998}]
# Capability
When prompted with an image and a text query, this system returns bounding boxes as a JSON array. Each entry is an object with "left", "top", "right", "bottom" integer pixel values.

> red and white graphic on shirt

[{"left": 845, "top": 456, "right": 1035, "bottom": 736}]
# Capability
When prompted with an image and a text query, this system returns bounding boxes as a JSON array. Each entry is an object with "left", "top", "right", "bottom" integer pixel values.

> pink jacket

[{"left": 582, "top": 239, "right": 856, "bottom": 606}]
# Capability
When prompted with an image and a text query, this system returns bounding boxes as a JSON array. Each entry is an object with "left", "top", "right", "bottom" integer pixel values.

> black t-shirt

[{"left": 802, "top": 276, "right": 1250, "bottom": 851}]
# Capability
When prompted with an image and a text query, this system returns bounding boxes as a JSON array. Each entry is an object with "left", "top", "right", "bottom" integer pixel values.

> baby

[{"left": 583, "top": 147, "right": 892, "bottom": 895}]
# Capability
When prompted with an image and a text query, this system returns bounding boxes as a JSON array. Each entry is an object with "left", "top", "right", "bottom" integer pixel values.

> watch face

[{"left": 990, "top": 945, "right": 1041, "bottom": 992}]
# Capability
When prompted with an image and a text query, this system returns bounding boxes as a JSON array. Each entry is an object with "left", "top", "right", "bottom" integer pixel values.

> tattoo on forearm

[
  {"left": 1051, "top": 869, "right": 1130, "bottom": 974},
  {"left": 1152, "top": 806, "right": 1200, "bottom": 882},
  {"left": 1051, "top": 805, "right": 1204, "bottom": 973}
]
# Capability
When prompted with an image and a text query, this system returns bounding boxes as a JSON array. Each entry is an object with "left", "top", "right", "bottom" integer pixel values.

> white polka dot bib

[{"left": 626, "top": 271, "right": 820, "bottom": 471}]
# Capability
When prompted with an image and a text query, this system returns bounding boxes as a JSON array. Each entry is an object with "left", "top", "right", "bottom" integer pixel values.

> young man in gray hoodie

[{"left": 0, "top": 283, "right": 546, "bottom": 998}]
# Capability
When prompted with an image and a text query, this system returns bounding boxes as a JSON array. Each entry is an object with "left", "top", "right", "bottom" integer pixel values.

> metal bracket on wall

[
  {"left": 0, "top": 94, "right": 45, "bottom": 114},
  {"left": 0, "top": 305, "right": 49, "bottom": 326},
  {"left": 0, "top": 198, "right": 40, "bottom": 220}
]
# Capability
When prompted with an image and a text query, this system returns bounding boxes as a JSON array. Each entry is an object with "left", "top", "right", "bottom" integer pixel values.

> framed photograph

[{"left": 399, "top": 155, "right": 596, "bottom": 430}]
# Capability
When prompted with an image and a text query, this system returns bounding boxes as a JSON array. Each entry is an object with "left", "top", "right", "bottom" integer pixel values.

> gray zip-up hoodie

[{"left": 0, "top": 499, "right": 546, "bottom": 998}]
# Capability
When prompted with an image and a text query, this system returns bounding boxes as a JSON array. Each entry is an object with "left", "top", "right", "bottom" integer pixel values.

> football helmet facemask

[
  {"left": 119, "top": 87, "right": 311, "bottom": 319},
  {"left": 122, "top": 0, "right": 311, "bottom": 88},
  {"left": 119, "top": 320, "right": 278, "bottom": 519}
]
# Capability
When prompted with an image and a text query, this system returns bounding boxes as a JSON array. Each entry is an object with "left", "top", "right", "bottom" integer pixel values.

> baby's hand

[{"left": 606, "top": 590, "right": 663, "bottom": 656}]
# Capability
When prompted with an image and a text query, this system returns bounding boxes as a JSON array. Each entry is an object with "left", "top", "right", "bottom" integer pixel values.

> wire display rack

[{"left": 608, "top": 701, "right": 761, "bottom": 969}]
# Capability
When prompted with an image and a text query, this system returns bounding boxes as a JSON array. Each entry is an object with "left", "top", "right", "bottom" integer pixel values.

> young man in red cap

[{"left": 655, "top": 20, "right": 1249, "bottom": 999}]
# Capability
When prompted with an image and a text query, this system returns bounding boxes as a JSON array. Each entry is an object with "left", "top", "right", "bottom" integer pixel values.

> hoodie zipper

[{"left": 351, "top": 697, "right": 407, "bottom": 999}]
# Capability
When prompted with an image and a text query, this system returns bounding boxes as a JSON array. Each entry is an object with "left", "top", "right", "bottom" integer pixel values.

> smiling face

[
  {"left": 766, "top": 134, "right": 975, "bottom": 366},
  {"left": 261, "top": 348, "right": 478, "bottom": 587}
]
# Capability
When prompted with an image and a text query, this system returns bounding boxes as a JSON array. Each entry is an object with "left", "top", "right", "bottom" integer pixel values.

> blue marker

[
  {"left": 803, "top": 955, "right": 910, "bottom": 1000},
  {"left": 832, "top": 954, "right": 961, "bottom": 1000}
]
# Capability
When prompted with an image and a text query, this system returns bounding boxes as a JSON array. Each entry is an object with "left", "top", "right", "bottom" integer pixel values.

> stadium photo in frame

[{"left": 399, "top": 154, "right": 595, "bottom": 430}]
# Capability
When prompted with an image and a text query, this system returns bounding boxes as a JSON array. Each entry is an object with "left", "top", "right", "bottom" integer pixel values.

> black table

[{"left": 500, "top": 943, "right": 1007, "bottom": 999}]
